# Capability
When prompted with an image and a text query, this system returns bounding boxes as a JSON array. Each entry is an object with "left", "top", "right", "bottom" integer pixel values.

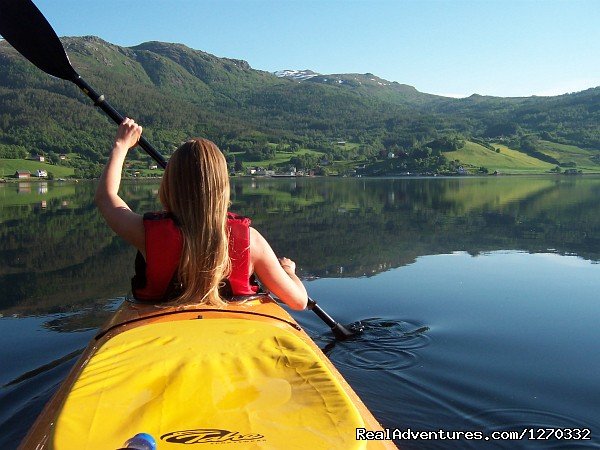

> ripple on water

[{"left": 324, "top": 318, "right": 431, "bottom": 371}]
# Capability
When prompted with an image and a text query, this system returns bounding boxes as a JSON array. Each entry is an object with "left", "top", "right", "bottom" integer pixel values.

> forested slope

[{"left": 1, "top": 37, "right": 598, "bottom": 176}]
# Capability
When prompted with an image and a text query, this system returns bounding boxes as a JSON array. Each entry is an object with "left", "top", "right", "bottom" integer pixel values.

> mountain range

[{"left": 0, "top": 36, "right": 598, "bottom": 175}]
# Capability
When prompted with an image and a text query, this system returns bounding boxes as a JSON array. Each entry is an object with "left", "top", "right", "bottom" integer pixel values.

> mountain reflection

[{"left": 1, "top": 176, "right": 599, "bottom": 316}]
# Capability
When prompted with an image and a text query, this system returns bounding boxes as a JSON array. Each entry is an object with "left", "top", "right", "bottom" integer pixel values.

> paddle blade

[
  {"left": 0, "top": 0, "right": 78, "bottom": 81},
  {"left": 307, "top": 297, "right": 360, "bottom": 340}
]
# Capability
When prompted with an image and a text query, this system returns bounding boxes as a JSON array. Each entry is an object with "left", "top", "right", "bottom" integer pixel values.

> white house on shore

[{"left": 247, "top": 167, "right": 275, "bottom": 176}]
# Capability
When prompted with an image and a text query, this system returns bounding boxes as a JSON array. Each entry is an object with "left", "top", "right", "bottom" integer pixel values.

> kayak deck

[{"left": 20, "top": 297, "right": 396, "bottom": 449}]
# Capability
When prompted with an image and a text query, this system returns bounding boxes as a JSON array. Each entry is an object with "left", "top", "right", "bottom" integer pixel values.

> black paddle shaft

[
  {"left": 73, "top": 77, "right": 167, "bottom": 168},
  {"left": 0, "top": 0, "right": 166, "bottom": 168},
  {"left": 307, "top": 297, "right": 356, "bottom": 340}
]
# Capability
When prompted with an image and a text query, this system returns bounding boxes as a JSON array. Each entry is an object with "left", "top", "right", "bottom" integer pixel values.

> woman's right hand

[
  {"left": 114, "top": 117, "right": 142, "bottom": 150},
  {"left": 278, "top": 257, "right": 296, "bottom": 274}
]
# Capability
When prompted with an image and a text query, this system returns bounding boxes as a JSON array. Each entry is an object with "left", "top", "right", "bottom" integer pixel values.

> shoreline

[{"left": 2, "top": 171, "right": 600, "bottom": 184}]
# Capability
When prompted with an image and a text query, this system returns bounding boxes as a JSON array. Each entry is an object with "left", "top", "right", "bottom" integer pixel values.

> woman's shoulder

[
  {"left": 249, "top": 226, "right": 262, "bottom": 242},
  {"left": 249, "top": 226, "right": 271, "bottom": 256}
]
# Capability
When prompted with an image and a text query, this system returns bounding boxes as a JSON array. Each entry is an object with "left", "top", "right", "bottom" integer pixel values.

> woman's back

[{"left": 95, "top": 118, "right": 307, "bottom": 310}]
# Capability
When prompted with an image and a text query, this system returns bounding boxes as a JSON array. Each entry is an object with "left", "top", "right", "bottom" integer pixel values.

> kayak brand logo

[{"left": 161, "top": 428, "right": 265, "bottom": 444}]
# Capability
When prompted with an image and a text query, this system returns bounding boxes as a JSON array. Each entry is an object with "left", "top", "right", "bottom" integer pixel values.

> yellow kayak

[{"left": 19, "top": 295, "right": 397, "bottom": 449}]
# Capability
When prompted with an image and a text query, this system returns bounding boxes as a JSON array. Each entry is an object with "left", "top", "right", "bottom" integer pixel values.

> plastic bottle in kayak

[{"left": 117, "top": 433, "right": 156, "bottom": 450}]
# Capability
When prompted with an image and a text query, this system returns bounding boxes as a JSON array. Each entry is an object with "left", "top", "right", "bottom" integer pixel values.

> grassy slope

[
  {"left": 0, "top": 159, "right": 75, "bottom": 178},
  {"left": 232, "top": 142, "right": 362, "bottom": 174},
  {"left": 444, "top": 141, "right": 554, "bottom": 174},
  {"left": 444, "top": 141, "right": 600, "bottom": 174},
  {"left": 537, "top": 140, "right": 600, "bottom": 171},
  {"left": 232, "top": 148, "right": 325, "bottom": 169}
]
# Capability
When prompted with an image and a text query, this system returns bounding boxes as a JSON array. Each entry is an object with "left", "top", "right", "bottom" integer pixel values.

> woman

[{"left": 95, "top": 118, "right": 307, "bottom": 310}]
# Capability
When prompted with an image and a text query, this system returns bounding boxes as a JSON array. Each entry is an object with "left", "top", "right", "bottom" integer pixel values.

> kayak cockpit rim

[{"left": 95, "top": 293, "right": 302, "bottom": 341}]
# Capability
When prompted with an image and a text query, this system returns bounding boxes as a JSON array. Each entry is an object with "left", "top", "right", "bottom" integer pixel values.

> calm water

[{"left": 1, "top": 176, "right": 599, "bottom": 449}]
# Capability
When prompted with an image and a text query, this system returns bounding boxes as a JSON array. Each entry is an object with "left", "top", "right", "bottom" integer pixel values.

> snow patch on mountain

[{"left": 274, "top": 69, "right": 320, "bottom": 81}]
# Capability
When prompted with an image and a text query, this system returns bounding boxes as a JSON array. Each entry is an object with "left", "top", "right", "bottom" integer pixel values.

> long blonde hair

[{"left": 159, "top": 138, "right": 231, "bottom": 306}]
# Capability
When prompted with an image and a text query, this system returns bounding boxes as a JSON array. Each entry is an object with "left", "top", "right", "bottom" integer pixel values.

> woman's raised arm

[{"left": 95, "top": 118, "right": 145, "bottom": 253}]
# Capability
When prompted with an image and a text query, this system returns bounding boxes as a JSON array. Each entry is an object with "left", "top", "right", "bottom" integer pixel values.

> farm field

[
  {"left": 443, "top": 140, "right": 600, "bottom": 174},
  {"left": 0, "top": 159, "right": 75, "bottom": 178},
  {"left": 444, "top": 141, "right": 555, "bottom": 174},
  {"left": 536, "top": 140, "right": 600, "bottom": 171}
]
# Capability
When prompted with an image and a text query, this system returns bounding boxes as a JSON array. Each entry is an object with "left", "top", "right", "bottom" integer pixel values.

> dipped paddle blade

[
  {"left": 0, "top": 0, "right": 78, "bottom": 81},
  {"left": 307, "top": 297, "right": 358, "bottom": 340}
]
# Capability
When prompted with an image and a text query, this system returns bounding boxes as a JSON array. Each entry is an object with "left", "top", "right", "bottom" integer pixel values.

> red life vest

[{"left": 132, "top": 212, "right": 259, "bottom": 301}]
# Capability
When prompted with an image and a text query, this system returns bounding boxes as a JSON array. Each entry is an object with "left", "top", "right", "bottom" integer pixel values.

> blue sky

[{"left": 31, "top": 0, "right": 600, "bottom": 98}]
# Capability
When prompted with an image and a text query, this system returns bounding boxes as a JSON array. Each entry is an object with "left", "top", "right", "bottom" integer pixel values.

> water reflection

[
  {"left": 17, "top": 182, "right": 31, "bottom": 194},
  {"left": 1, "top": 178, "right": 600, "bottom": 449},
  {"left": 2, "top": 177, "right": 600, "bottom": 316}
]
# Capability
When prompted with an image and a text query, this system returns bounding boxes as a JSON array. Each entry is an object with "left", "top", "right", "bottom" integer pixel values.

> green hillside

[
  {"left": 303, "top": 72, "right": 444, "bottom": 106},
  {"left": 1, "top": 36, "right": 599, "bottom": 177}
]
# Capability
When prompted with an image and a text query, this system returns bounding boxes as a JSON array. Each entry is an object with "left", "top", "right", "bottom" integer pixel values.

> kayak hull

[{"left": 19, "top": 295, "right": 396, "bottom": 449}]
